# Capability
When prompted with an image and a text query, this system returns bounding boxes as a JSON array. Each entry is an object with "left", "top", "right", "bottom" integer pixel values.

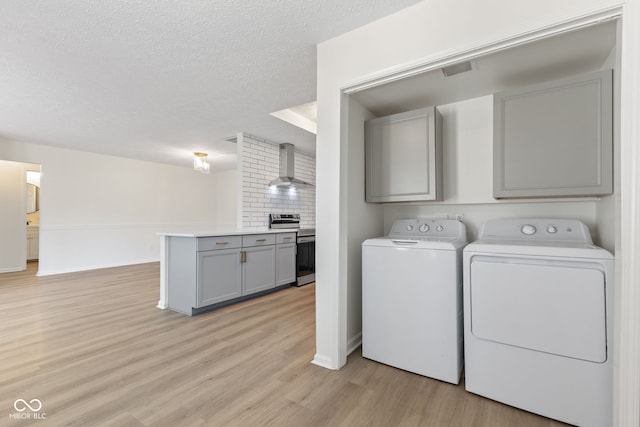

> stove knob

[
  {"left": 405, "top": 225, "right": 414, "bottom": 231},
  {"left": 436, "top": 225, "right": 444, "bottom": 232},
  {"left": 418, "top": 224, "right": 430, "bottom": 233},
  {"left": 546, "top": 225, "right": 558, "bottom": 234},
  {"left": 521, "top": 225, "right": 537, "bottom": 235}
]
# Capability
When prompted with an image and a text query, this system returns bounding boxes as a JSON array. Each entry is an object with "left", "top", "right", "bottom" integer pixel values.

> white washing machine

[
  {"left": 463, "top": 218, "right": 614, "bottom": 427},
  {"left": 362, "top": 218, "right": 467, "bottom": 384}
]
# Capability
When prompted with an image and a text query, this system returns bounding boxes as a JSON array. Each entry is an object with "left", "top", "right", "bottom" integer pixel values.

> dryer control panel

[
  {"left": 389, "top": 218, "right": 466, "bottom": 240},
  {"left": 478, "top": 218, "right": 592, "bottom": 243}
]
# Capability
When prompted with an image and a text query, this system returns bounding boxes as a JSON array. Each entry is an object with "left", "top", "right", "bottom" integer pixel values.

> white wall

[
  {"left": 314, "top": 0, "right": 623, "bottom": 371},
  {"left": 345, "top": 98, "right": 384, "bottom": 354},
  {"left": 214, "top": 169, "right": 238, "bottom": 229},
  {"left": 596, "top": 21, "right": 622, "bottom": 255},
  {"left": 0, "top": 139, "right": 237, "bottom": 275},
  {"left": 0, "top": 160, "right": 27, "bottom": 272},
  {"left": 615, "top": 3, "right": 640, "bottom": 424},
  {"left": 237, "top": 133, "right": 316, "bottom": 229}
]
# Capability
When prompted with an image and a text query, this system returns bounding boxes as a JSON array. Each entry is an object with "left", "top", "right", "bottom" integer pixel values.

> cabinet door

[
  {"left": 276, "top": 243, "right": 296, "bottom": 286},
  {"left": 26, "top": 230, "right": 39, "bottom": 261},
  {"left": 493, "top": 69, "right": 613, "bottom": 198},
  {"left": 242, "top": 245, "right": 276, "bottom": 295},
  {"left": 365, "top": 106, "right": 442, "bottom": 203},
  {"left": 196, "top": 248, "right": 242, "bottom": 307}
]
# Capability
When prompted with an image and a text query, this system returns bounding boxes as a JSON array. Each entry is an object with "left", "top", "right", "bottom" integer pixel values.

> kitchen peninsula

[{"left": 157, "top": 228, "right": 297, "bottom": 316}]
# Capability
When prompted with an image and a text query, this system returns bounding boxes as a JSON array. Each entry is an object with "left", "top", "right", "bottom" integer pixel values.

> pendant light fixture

[{"left": 193, "top": 152, "right": 210, "bottom": 174}]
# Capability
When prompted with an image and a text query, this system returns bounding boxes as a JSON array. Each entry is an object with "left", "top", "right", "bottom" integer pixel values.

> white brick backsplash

[{"left": 238, "top": 133, "right": 316, "bottom": 229}]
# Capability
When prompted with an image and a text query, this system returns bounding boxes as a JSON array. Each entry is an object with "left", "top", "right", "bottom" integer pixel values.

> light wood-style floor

[{"left": 0, "top": 262, "right": 568, "bottom": 427}]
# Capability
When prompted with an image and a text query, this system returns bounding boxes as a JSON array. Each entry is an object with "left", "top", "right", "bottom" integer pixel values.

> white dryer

[
  {"left": 463, "top": 219, "right": 614, "bottom": 427},
  {"left": 362, "top": 218, "right": 467, "bottom": 384}
]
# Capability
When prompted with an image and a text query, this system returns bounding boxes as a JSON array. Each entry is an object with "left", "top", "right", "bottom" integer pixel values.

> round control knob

[
  {"left": 521, "top": 225, "right": 537, "bottom": 235},
  {"left": 436, "top": 225, "right": 444, "bottom": 232},
  {"left": 405, "top": 225, "right": 414, "bottom": 231},
  {"left": 418, "top": 224, "right": 430, "bottom": 233},
  {"left": 546, "top": 225, "right": 558, "bottom": 234}
]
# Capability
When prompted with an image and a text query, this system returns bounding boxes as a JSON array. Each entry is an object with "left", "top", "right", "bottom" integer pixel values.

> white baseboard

[
  {"left": 311, "top": 353, "right": 339, "bottom": 370},
  {"left": 36, "top": 258, "right": 159, "bottom": 276},
  {"left": 0, "top": 266, "right": 24, "bottom": 273},
  {"left": 347, "top": 332, "right": 362, "bottom": 355}
]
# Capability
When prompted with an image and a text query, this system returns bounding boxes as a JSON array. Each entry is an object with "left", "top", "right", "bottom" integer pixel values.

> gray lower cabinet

[
  {"left": 276, "top": 233, "right": 297, "bottom": 286},
  {"left": 241, "top": 234, "right": 277, "bottom": 295},
  {"left": 197, "top": 248, "right": 242, "bottom": 307},
  {"left": 493, "top": 69, "right": 613, "bottom": 198},
  {"left": 167, "top": 235, "right": 243, "bottom": 315},
  {"left": 167, "top": 232, "right": 296, "bottom": 315},
  {"left": 242, "top": 244, "right": 276, "bottom": 295}
]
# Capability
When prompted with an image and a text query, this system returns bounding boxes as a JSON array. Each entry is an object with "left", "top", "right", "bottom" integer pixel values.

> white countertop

[{"left": 158, "top": 228, "right": 298, "bottom": 238}]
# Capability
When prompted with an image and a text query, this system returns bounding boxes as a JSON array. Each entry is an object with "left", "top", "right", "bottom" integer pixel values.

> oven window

[{"left": 297, "top": 241, "right": 315, "bottom": 278}]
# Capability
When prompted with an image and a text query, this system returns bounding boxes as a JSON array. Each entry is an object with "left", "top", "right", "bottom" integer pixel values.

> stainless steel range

[
  {"left": 295, "top": 228, "right": 316, "bottom": 286},
  {"left": 269, "top": 214, "right": 315, "bottom": 286}
]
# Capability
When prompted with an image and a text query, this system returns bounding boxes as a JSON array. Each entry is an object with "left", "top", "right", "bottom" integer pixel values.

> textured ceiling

[
  {"left": 353, "top": 20, "right": 617, "bottom": 117},
  {"left": 0, "top": 0, "right": 422, "bottom": 171}
]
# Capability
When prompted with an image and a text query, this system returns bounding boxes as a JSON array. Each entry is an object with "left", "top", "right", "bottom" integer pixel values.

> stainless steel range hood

[{"left": 268, "top": 143, "right": 314, "bottom": 189}]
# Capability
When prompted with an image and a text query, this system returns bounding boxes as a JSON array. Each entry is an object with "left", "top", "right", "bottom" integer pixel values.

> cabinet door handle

[
  {"left": 283, "top": 237, "right": 292, "bottom": 241},
  {"left": 255, "top": 239, "right": 267, "bottom": 243},
  {"left": 216, "top": 241, "right": 229, "bottom": 245},
  {"left": 240, "top": 251, "right": 246, "bottom": 263}
]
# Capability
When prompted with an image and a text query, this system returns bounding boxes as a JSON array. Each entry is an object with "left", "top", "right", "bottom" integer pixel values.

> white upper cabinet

[
  {"left": 493, "top": 69, "right": 613, "bottom": 199},
  {"left": 365, "top": 106, "right": 443, "bottom": 203}
]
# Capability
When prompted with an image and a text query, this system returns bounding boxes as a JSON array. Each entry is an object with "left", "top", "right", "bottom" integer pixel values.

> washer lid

[{"left": 363, "top": 236, "right": 466, "bottom": 250}]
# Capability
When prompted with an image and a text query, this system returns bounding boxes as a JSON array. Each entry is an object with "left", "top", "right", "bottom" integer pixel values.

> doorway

[{"left": 0, "top": 160, "right": 42, "bottom": 274}]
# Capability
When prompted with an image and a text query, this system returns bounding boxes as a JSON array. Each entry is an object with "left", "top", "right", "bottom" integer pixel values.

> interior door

[
  {"left": 469, "top": 256, "right": 607, "bottom": 362},
  {"left": 0, "top": 161, "right": 26, "bottom": 272}
]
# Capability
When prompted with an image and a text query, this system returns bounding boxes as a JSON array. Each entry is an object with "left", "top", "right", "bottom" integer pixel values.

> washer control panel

[
  {"left": 389, "top": 218, "right": 466, "bottom": 240},
  {"left": 480, "top": 219, "right": 592, "bottom": 243},
  {"left": 521, "top": 224, "right": 537, "bottom": 235}
]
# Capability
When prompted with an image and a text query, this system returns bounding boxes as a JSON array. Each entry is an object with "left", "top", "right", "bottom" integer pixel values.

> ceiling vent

[{"left": 441, "top": 61, "right": 473, "bottom": 77}]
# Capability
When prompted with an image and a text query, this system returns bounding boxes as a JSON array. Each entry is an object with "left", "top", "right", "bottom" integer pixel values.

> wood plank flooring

[{"left": 0, "top": 262, "right": 568, "bottom": 426}]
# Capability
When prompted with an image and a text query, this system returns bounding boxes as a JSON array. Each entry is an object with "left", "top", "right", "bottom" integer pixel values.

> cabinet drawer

[
  {"left": 276, "top": 233, "right": 296, "bottom": 244},
  {"left": 242, "top": 234, "right": 276, "bottom": 247},
  {"left": 197, "top": 236, "right": 242, "bottom": 251}
]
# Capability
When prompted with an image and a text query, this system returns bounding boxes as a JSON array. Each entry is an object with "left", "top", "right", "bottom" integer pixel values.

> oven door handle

[{"left": 297, "top": 237, "right": 315, "bottom": 244}]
